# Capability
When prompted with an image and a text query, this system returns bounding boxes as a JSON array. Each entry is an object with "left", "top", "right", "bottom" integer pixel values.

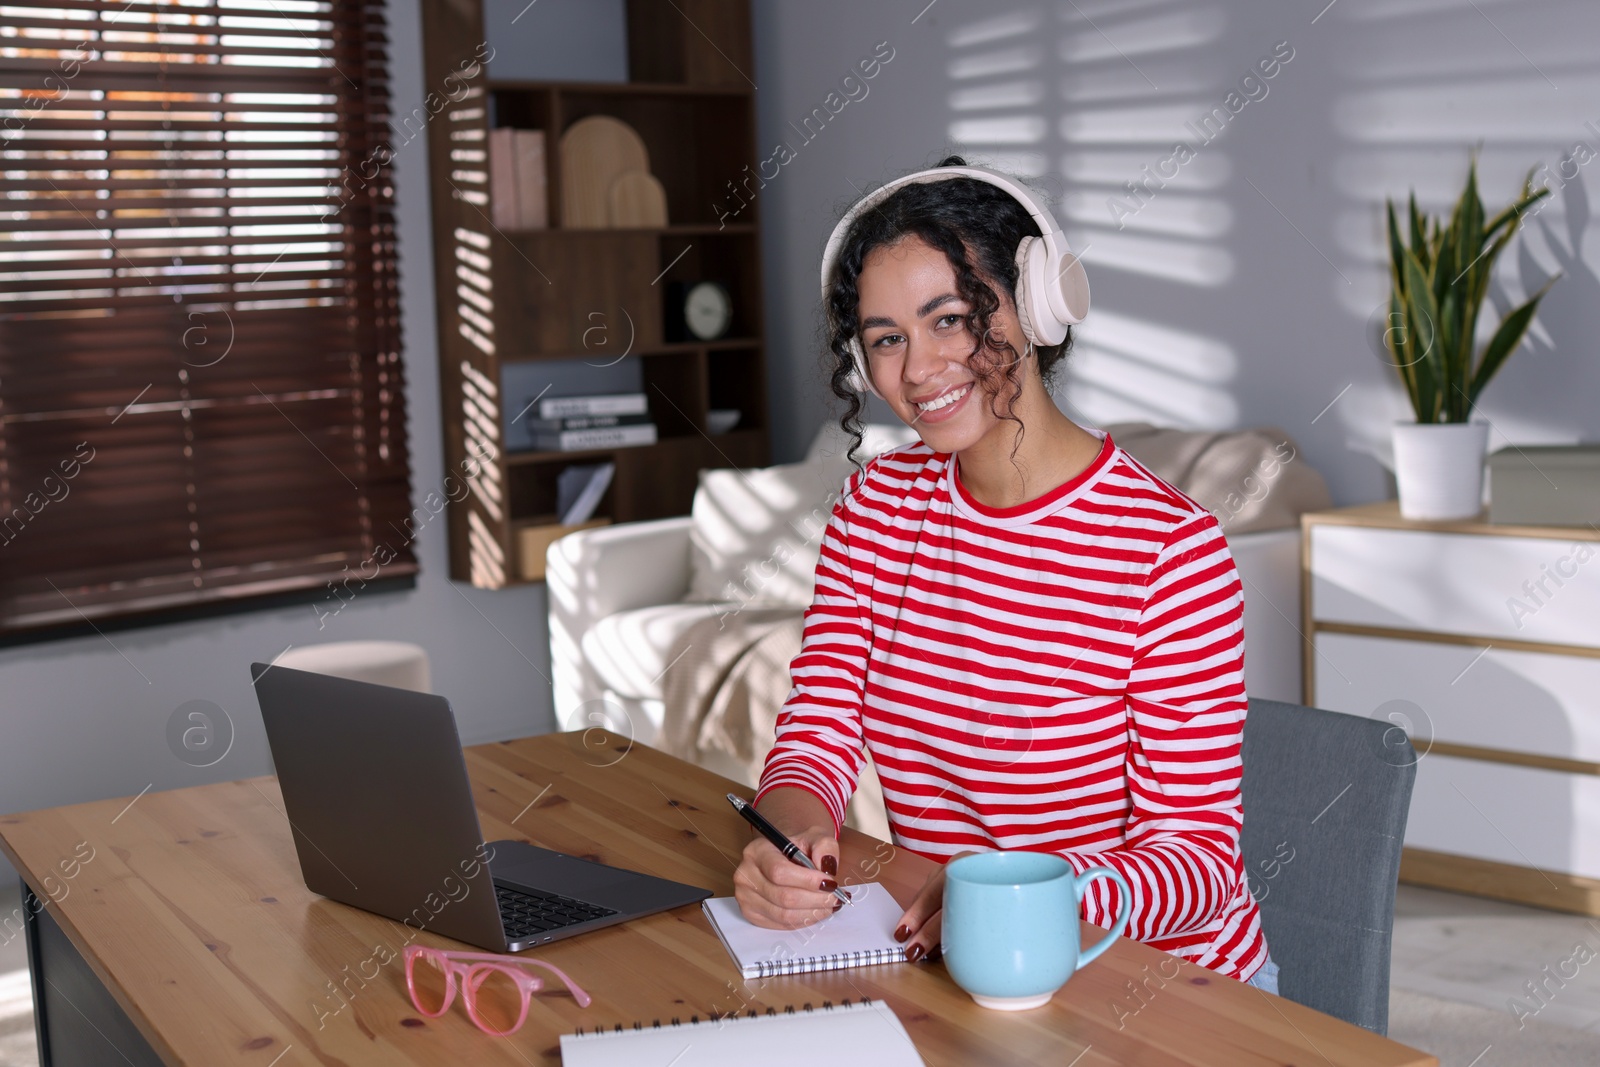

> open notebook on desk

[
  {"left": 702, "top": 880, "right": 908, "bottom": 979},
  {"left": 560, "top": 998, "right": 925, "bottom": 1066}
]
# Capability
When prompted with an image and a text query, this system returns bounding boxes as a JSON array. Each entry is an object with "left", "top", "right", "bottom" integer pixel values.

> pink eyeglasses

[{"left": 403, "top": 944, "right": 591, "bottom": 1036}]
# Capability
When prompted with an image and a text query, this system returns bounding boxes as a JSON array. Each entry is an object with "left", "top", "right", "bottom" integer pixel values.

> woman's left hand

[{"left": 893, "top": 850, "right": 980, "bottom": 962}]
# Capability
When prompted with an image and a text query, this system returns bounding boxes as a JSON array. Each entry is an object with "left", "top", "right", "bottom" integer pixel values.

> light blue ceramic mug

[{"left": 941, "top": 851, "right": 1133, "bottom": 1010}]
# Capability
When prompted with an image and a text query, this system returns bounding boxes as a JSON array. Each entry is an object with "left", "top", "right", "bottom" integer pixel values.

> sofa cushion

[
  {"left": 1105, "top": 421, "right": 1331, "bottom": 534},
  {"left": 685, "top": 422, "right": 921, "bottom": 608},
  {"left": 684, "top": 456, "right": 852, "bottom": 607},
  {"left": 581, "top": 601, "right": 744, "bottom": 702}
]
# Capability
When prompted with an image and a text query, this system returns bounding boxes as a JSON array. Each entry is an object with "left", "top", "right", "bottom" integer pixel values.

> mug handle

[{"left": 1072, "top": 866, "right": 1133, "bottom": 971}]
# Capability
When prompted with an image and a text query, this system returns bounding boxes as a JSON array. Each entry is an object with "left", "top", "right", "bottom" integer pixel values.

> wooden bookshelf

[{"left": 419, "top": 0, "right": 769, "bottom": 587}]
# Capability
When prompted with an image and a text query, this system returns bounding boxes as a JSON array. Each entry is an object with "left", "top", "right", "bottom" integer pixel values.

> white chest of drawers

[{"left": 1302, "top": 502, "right": 1600, "bottom": 914}]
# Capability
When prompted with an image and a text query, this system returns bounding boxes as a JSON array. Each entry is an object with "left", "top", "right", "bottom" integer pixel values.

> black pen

[{"left": 726, "top": 793, "right": 853, "bottom": 907}]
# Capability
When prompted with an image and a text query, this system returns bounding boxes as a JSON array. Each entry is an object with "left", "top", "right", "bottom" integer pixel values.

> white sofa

[{"left": 547, "top": 423, "right": 1318, "bottom": 768}]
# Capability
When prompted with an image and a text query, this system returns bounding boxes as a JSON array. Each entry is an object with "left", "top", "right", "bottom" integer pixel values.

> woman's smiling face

[{"left": 856, "top": 233, "right": 1029, "bottom": 453}]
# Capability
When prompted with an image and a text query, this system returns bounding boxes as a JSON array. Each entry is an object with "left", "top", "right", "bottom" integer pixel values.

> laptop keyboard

[{"left": 495, "top": 883, "right": 618, "bottom": 940}]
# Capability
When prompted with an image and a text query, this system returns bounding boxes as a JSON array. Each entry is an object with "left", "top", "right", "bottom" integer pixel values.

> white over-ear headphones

[{"left": 819, "top": 163, "right": 1090, "bottom": 399}]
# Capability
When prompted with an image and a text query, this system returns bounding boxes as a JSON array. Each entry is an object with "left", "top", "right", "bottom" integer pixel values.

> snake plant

[{"left": 1384, "top": 158, "right": 1557, "bottom": 423}]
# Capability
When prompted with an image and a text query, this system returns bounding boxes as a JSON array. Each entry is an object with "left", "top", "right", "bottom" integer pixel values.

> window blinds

[{"left": 0, "top": 0, "right": 415, "bottom": 636}]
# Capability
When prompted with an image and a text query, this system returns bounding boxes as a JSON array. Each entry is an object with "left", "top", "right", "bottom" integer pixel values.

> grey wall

[
  {"left": 750, "top": 0, "right": 1600, "bottom": 509},
  {"left": 0, "top": 0, "right": 555, "bottom": 883},
  {"left": 483, "top": 0, "right": 629, "bottom": 82}
]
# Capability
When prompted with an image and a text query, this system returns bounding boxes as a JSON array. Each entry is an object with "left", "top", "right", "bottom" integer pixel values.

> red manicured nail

[
  {"left": 820, "top": 879, "right": 837, "bottom": 893},
  {"left": 906, "top": 943, "right": 925, "bottom": 963},
  {"left": 894, "top": 925, "right": 910, "bottom": 943},
  {"left": 822, "top": 855, "right": 837, "bottom": 876}
]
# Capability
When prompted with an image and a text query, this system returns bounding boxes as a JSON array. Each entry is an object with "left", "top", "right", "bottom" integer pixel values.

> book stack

[
  {"left": 528, "top": 392, "right": 656, "bottom": 452},
  {"left": 488, "top": 127, "right": 547, "bottom": 230}
]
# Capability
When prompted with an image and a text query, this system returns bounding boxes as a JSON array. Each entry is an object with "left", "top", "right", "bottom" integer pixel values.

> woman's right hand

[{"left": 731, "top": 789, "right": 844, "bottom": 929}]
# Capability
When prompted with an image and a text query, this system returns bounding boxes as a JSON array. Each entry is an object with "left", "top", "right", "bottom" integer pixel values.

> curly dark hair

[{"left": 822, "top": 154, "right": 1074, "bottom": 469}]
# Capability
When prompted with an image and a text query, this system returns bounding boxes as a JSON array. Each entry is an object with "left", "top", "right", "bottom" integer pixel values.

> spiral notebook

[
  {"left": 559, "top": 998, "right": 925, "bottom": 1066},
  {"left": 701, "top": 880, "right": 908, "bottom": 979}
]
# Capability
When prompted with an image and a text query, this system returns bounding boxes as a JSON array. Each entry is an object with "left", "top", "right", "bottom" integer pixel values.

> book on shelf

[
  {"left": 556, "top": 462, "right": 614, "bottom": 525},
  {"left": 531, "top": 423, "right": 657, "bottom": 452},
  {"left": 488, "top": 127, "right": 547, "bottom": 230},
  {"left": 489, "top": 128, "right": 517, "bottom": 230},
  {"left": 524, "top": 411, "right": 652, "bottom": 433},
  {"left": 539, "top": 392, "right": 648, "bottom": 420}
]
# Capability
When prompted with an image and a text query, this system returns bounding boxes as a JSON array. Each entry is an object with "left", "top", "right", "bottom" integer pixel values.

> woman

[{"left": 730, "top": 156, "right": 1275, "bottom": 993}]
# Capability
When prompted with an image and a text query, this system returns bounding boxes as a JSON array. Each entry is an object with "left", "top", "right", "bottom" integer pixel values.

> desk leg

[{"left": 21, "top": 881, "right": 166, "bottom": 1067}]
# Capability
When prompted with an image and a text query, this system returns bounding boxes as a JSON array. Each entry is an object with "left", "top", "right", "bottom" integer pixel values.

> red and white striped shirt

[{"left": 755, "top": 428, "right": 1268, "bottom": 981}]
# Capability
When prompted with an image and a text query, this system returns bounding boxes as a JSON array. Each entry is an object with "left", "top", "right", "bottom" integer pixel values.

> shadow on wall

[
  {"left": 936, "top": 1, "right": 1274, "bottom": 432},
  {"left": 1520, "top": 167, "right": 1600, "bottom": 403},
  {"left": 1327, "top": 0, "right": 1600, "bottom": 470},
  {"left": 918, "top": 0, "right": 1600, "bottom": 491}
]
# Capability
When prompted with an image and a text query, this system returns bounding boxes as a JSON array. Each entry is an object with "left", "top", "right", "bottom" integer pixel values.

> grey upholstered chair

[{"left": 1238, "top": 697, "right": 1418, "bottom": 1035}]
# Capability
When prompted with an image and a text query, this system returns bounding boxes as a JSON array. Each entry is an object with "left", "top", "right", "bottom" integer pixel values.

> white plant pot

[{"left": 1392, "top": 420, "right": 1489, "bottom": 521}]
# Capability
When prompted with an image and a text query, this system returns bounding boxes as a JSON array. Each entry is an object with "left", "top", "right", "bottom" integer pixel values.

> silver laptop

[{"left": 249, "top": 662, "right": 711, "bottom": 952}]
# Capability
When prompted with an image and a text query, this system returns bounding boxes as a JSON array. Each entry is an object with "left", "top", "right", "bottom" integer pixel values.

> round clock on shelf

[{"left": 667, "top": 280, "right": 733, "bottom": 342}]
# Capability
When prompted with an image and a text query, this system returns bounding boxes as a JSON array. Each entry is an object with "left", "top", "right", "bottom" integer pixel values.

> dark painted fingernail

[
  {"left": 894, "top": 924, "right": 910, "bottom": 943},
  {"left": 833, "top": 900, "right": 844, "bottom": 912},
  {"left": 906, "top": 943, "right": 925, "bottom": 963},
  {"left": 821, "top": 855, "right": 837, "bottom": 876},
  {"left": 820, "top": 879, "right": 837, "bottom": 893}
]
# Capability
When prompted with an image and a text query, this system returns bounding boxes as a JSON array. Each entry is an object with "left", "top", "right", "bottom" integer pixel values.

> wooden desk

[{"left": 0, "top": 729, "right": 1437, "bottom": 1066}]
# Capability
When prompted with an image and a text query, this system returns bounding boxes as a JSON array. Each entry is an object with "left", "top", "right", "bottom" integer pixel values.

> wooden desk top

[
  {"left": 0, "top": 730, "right": 1437, "bottom": 1066},
  {"left": 1302, "top": 499, "right": 1600, "bottom": 541}
]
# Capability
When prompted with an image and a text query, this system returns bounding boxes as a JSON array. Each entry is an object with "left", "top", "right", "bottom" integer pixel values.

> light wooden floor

[
  {"left": 2, "top": 882, "right": 1599, "bottom": 1066},
  {"left": 1385, "top": 884, "right": 1600, "bottom": 1065}
]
